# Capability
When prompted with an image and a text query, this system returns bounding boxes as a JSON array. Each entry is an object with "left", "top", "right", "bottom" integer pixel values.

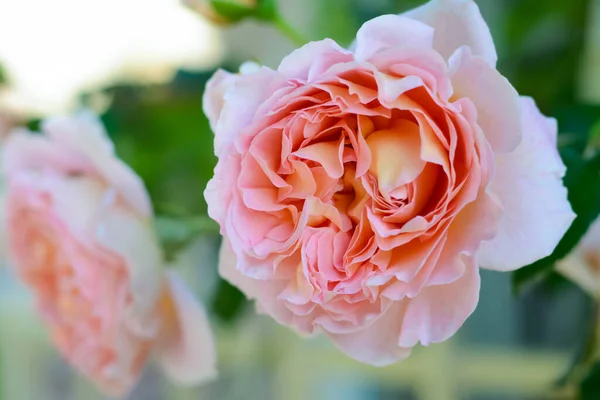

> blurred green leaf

[
  {"left": 211, "top": 0, "right": 256, "bottom": 22},
  {"left": 156, "top": 215, "right": 219, "bottom": 262},
  {"left": 0, "top": 64, "right": 6, "bottom": 85},
  {"left": 513, "top": 150, "right": 600, "bottom": 294},
  {"left": 255, "top": 0, "right": 278, "bottom": 21},
  {"left": 98, "top": 69, "right": 217, "bottom": 216},
  {"left": 580, "top": 361, "right": 600, "bottom": 399},
  {"left": 211, "top": 278, "right": 248, "bottom": 323}
]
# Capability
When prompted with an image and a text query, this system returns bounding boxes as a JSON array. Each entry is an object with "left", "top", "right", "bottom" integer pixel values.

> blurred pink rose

[
  {"left": 205, "top": 0, "right": 575, "bottom": 365},
  {"left": 557, "top": 219, "right": 600, "bottom": 299},
  {"left": 3, "top": 113, "right": 216, "bottom": 396}
]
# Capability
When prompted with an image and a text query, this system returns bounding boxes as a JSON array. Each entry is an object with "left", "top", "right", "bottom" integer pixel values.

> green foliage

[
  {"left": 0, "top": 64, "right": 6, "bottom": 86},
  {"left": 211, "top": 0, "right": 256, "bottom": 23},
  {"left": 254, "top": 0, "right": 278, "bottom": 21},
  {"left": 211, "top": 278, "right": 248, "bottom": 323},
  {"left": 209, "top": 0, "right": 277, "bottom": 23},
  {"left": 98, "top": 70, "right": 217, "bottom": 216},
  {"left": 156, "top": 215, "right": 220, "bottom": 262},
  {"left": 580, "top": 361, "right": 600, "bottom": 399}
]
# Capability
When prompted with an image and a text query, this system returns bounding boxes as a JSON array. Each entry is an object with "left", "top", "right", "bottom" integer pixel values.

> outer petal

[
  {"left": 203, "top": 69, "right": 239, "bottom": 132},
  {"left": 156, "top": 271, "right": 217, "bottom": 384},
  {"left": 327, "top": 302, "right": 412, "bottom": 366},
  {"left": 398, "top": 255, "right": 480, "bottom": 347},
  {"left": 478, "top": 97, "right": 575, "bottom": 271},
  {"left": 218, "top": 240, "right": 293, "bottom": 325},
  {"left": 42, "top": 113, "right": 153, "bottom": 216},
  {"left": 214, "top": 67, "right": 288, "bottom": 156},
  {"left": 278, "top": 39, "right": 353, "bottom": 83},
  {"left": 448, "top": 46, "right": 522, "bottom": 153},
  {"left": 353, "top": 15, "right": 434, "bottom": 62},
  {"left": 203, "top": 61, "right": 261, "bottom": 134},
  {"left": 403, "top": 0, "right": 497, "bottom": 66}
]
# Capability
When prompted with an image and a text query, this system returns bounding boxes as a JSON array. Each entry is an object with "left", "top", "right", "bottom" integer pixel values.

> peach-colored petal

[
  {"left": 366, "top": 120, "right": 426, "bottom": 195},
  {"left": 478, "top": 97, "right": 575, "bottom": 271},
  {"left": 156, "top": 271, "right": 217, "bottom": 385},
  {"left": 403, "top": 0, "right": 497, "bottom": 66}
]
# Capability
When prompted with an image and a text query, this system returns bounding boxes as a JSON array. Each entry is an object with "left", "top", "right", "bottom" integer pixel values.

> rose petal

[
  {"left": 354, "top": 15, "right": 434, "bottom": 62},
  {"left": 42, "top": 113, "right": 153, "bottom": 216},
  {"left": 203, "top": 62, "right": 262, "bottom": 133},
  {"left": 215, "top": 68, "right": 288, "bottom": 156},
  {"left": 156, "top": 271, "right": 218, "bottom": 385},
  {"left": 278, "top": 39, "right": 353, "bottom": 83},
  {"left": 203, "top": 69, "right": 239, "bottom": 132},
  {"left": 478, "top": 97, "right": 575, "bottom": 271},
  {"left": 327, "top": 301, "right": 412, "bottom": 366},
  {"left": 448, "top": 46, "right": 522, "bottom": 153},
  {"left": 403, "top": 0, "right": 497, "bottom": 66},
  {"left": 398, "top": 254, "right": 480, "bottom": 347}
]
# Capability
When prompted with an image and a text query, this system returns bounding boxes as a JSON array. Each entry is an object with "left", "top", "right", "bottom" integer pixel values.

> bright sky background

[{"left": 0, "top": 0, "right": 223, "bottom": 114}]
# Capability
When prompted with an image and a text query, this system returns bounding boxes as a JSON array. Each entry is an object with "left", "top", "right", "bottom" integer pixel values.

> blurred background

[{"left": 1, "top": 0, "right": 600, "bottom": 399}]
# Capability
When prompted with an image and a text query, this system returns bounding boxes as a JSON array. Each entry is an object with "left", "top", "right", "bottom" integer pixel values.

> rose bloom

[
  {"left": 557, "top": 219, "right": 600, "bottom": 299},
  {"left": 3, "top": 113, "right": 216, "bottom": 396},
  {"left": 205, "top": 0, "right": 575, "bottom": 365}
]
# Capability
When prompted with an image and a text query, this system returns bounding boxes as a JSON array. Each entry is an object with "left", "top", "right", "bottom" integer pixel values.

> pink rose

[
  {"left": 3, "top": 113, "right": 217, "bottom": 396},
  {"left": 205, "top": 0, "right": 575, "bottom": 365}
]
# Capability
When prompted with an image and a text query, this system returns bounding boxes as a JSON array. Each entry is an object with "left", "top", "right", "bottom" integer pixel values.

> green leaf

[
  {"left": 0, "top": 64, "right": 6, "bottom": 85},
  {"left": 211, "top": 278, "right": 248, "bottom": 323},
  {"left": 156, "top": 215, "right": 220, "bottom": 262},
  {"left": 254, "top": 0, "right": 277, "bottom": 21},
  {"left": 210, "top": 0, "right": 255, "bottom": 23},
  {"left": 513, "top": 150, "right": 600, "bottom": 294},
  {"left": 581, "top": 361, "right": 600, "bottom": 400}
]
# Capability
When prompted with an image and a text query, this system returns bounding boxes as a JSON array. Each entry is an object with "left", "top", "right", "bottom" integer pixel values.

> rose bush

[
  {"left": 205, "top": 0, "right": 575, "bottom": 365},
  {"left": 3, "top": 113, "right": 217, "bottom": 396}
]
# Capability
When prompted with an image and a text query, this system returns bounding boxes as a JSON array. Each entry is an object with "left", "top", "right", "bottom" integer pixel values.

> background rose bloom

[
  {"left": 557, "top": 218, "right": 600, "bottom": 299},
  {"left": 205, "top": 0, "right": 575, "bottom": 365},
  {"left": 3, "top": 113, "right": 217, "bottom": 396}
]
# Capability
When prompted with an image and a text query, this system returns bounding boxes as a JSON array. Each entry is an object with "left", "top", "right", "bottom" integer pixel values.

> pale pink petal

[
  {"left": 327, "top": 301, "right": 412, "bottom": 366},
  {"left": 203, "top": 69, "right": 239, "bottom": 132},
  {"left": 278, "top": 39, "right": 353, "bottom": 82},
  {"left": 42, "top": 112, "right": 152, "bottom": 216},
  {"left": 353, "top": 15, "right": 434, "bottom": 62},
  {"left": 398, "top": 255, "right": 479, "bottom": 347},
  {"left": 215, "top": 68, "right": 288, "bottom": 156},
  {"left": 478, "top": 97, "right": 575, "bottom": 271},
  {"left": 403, "top": 0, "right": 497, "bottom": 66},
  {"left": 218, "top": 240, "right": 299, "bottom": 328},
  {"left": 448, "top": 46, "right": 522, "bottom": 153},
  {"left": 156, "top": 271, "right": 217, "bottom": 385}
]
